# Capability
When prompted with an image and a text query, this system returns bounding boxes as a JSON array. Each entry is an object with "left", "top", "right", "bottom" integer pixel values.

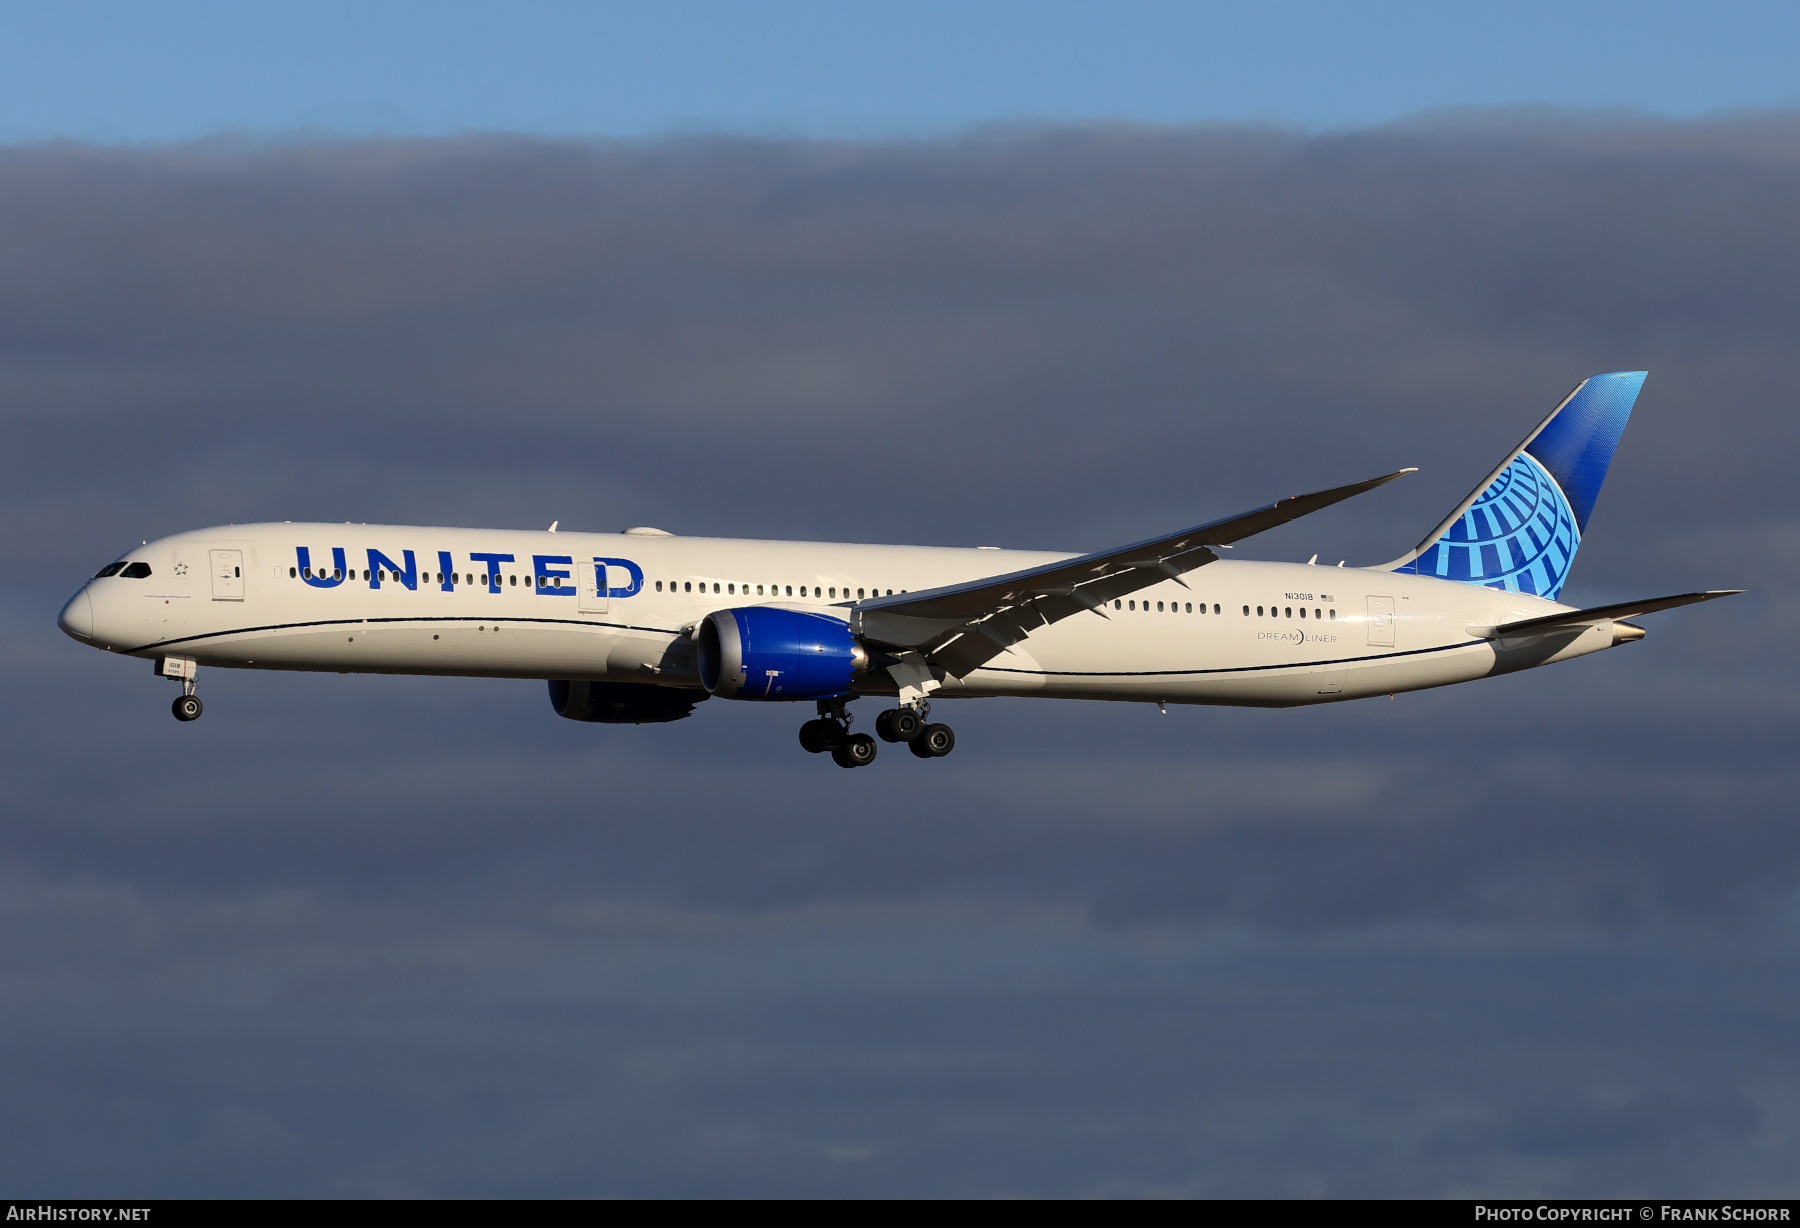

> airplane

[{"left": 57, "top": 371, "right": 1737, "bottom": 767}]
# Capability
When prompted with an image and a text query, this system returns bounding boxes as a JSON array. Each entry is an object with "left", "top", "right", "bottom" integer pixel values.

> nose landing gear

[{"left": 159, "top": 655, "right": 202, "bottom": 722}]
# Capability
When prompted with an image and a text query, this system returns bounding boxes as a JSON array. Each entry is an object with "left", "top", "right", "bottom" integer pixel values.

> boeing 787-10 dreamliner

[{"left": 58, "top": 372, "right": 1737, "bottom": 766}]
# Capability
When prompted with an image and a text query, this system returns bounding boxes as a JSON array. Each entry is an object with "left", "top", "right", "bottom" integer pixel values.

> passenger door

[
  {"left": 209, "top": 549, "right": 244, "bottom": 600},
  {"left": 577, "top": 560, "right": 609, "bottom": 615},
  {"left": 1367, "top": 595, "right": 1395, "bottom": 647}
]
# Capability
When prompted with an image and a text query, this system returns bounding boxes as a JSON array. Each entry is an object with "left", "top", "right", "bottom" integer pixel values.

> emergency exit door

[
  {"left": 1367, "top": 595, "right": 1395, "bottom": 647},
  {"left": 209, "top": 549, "right": 244, "bottom": 600},
  {"left": 577, "top": 561, "right": 608, "bottom": 614}
]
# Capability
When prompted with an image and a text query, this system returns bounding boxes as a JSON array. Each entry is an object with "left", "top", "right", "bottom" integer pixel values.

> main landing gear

[
  {"left": 798, "top": 698, "right": 876, "bottom": 768},
  {"left": 878, "top": 701, "right": 955, "bottom": 759},
  {"left": 799, "top": 699, "right": 954, "bottom": 768}
]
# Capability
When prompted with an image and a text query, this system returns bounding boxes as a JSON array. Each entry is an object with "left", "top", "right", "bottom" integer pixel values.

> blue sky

[{"left": 4, "top": 0, "right": 1798, "bottom": 143}]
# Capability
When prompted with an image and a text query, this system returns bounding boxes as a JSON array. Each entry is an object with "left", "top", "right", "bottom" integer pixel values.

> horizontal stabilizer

[{"left": 1478, "top": 589, "right": 1742, "bottom": 639}]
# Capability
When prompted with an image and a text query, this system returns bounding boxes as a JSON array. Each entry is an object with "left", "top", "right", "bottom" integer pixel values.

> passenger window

[
  {"left": 1128, "top": 600, "right": 1135, "bottom": 611},
  {"left": 1185, "top": 603, "right": 1192, "bottom": 613},
  {"left": 1214, "top": 604, "right": 1220, "bottom": 614},
  {"left": 756, "top": 585, "right": 764, "bottom": 596},
  {"left": 713, "top": 583, "right": 720, "bottom": 594},
  {"left": 1157, "top": 601, "right": 1164, "bottom": 612},
  {"left": 785, "top": 586, "right": 792, "bottom": 596},
  {"left": 288, "top": 567, "right": 297, "bottom": 579},
  {"left": 1299, "top": 608, "right": 1306, "bottom": 618},
  {"left": 333, "top": 569, "right": 343, "bottom": 581},
  {"left": 1329, "top": 609, "right": 1336, "bottom": 620},
  {"left": 1285, "top": 607, "right": 1291, "bottom": 618},
  {"left": 1256, "top": 606, "right": 1263, "bottom": 616},
  {"left": 685, "top": 582, "right": 692, "bottom": 592},
  {"left": 655, "top": 581, "right": 663, "bottom": 592},
  {"left": 1242, "top": 605, "right": 1249, "bottom": 615},
  {"left": 829, "top": 587, "right": 836, "bottom": 598},
  {"left": 857, "top": 588, "right": 865, "bottom": 598}
]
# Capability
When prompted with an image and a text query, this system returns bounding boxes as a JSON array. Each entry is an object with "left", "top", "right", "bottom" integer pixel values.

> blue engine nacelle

[{"left": 697, "top": 607, "right": 869, "bottom": 700}]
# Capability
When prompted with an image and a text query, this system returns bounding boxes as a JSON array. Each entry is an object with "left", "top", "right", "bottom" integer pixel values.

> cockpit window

[
  {"left": 93, "top": 562, "right": 126, "bottom": 578},
  {"left": 120, "top": 562, "right": 152, "bottom": 579}
]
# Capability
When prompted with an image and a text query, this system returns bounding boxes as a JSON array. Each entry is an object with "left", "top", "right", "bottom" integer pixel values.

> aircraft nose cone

[{"left": 57, "top": 589, "right": 93, "bottom": 641}]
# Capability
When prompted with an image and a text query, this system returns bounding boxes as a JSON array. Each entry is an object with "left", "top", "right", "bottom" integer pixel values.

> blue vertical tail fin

[{"left": 1384, "top": 371, "right": 1645, "bottom": 599}]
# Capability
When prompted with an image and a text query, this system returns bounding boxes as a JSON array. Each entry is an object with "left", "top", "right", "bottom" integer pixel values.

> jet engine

[
  {"left": 548, "top": 679, "right": 706, "bottom": 724},
  {"left": 696, "top": 607, "right": 868, "bottom": 700}
]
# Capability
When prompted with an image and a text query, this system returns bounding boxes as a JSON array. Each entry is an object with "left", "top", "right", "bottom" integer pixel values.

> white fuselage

[{"left": 59, "top": 523, "right": 1623, "bottom": 708}]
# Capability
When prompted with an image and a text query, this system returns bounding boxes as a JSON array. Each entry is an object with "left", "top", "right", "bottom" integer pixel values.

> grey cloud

[{"left": 4, "top": 115, "right": 1800, "bottom": 1194}]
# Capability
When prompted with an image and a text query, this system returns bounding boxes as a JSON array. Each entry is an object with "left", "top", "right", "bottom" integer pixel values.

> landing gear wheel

[
  {"left": 909, "top": 723, "right": 954, "bottom": 758},
  {"left": 171, "top": 694, "right": 203, "bottom": 722},
  {"left": 799, "top": 713, "right": 831, "bottom": 752},
  {"left": 875, "top": 708, "right": 925, "bottom": 743},
  {"left": 800, "top": 719, "right": 847, "bottom": 753},
  {"left": 831, "top": 732, "right": 878, "bottom": 769}
]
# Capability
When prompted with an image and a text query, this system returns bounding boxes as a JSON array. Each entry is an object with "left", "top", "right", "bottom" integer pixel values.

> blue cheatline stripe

[{"left": 122, "top": 614, "right": 685, "bottom": 656}]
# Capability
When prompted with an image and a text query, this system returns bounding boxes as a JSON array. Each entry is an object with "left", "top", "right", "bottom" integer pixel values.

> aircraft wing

[
  {"left": 1481, "top": 589, "right": 1743, "bottom": 638},
  {"left": 854, "top": 468, "right": 1415, "bottom": 678}
]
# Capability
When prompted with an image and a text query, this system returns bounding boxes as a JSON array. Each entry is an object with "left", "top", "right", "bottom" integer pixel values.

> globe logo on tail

[{"left": 1403, "top": 452, "right": 1581, "bottom": 599}]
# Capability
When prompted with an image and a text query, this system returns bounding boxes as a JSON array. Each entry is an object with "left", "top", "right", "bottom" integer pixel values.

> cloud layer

[{"left": 4, "top": 115, "right": 1798, "bottom": 1195}]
